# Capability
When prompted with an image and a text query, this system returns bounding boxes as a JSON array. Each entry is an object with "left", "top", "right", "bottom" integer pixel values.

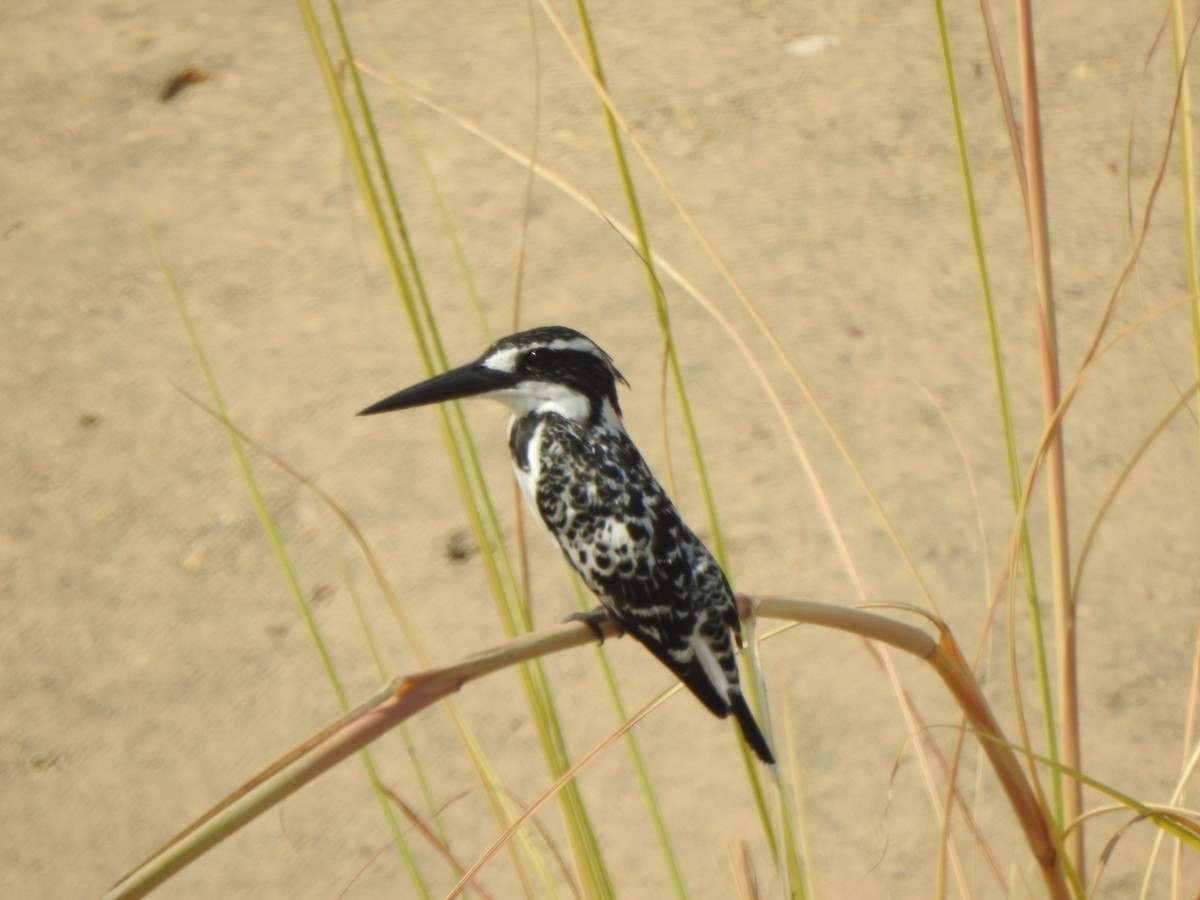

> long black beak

[{"left": 358, "top": 362, "right": 517, "bottom": 416}]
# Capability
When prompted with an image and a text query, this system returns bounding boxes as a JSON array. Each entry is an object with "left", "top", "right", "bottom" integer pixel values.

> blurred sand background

[{"left": 4, "top": 0, "right": 1200, "bottom": 896}]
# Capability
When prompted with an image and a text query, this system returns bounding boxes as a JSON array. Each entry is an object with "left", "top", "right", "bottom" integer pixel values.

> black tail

[
  {"left": 618, "top": 621, "right": 775, "bottom": 765},
  {"left": 729, "top": 692, "right": 775, "bottom": 765}
]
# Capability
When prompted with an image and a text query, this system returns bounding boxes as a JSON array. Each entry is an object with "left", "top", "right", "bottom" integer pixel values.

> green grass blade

[
  {"left": 299, "top": 3, "right": 554, "bottom": 893},
  {"left": 1168, "top": 0, "right": 1200, "bottom": 465},
  {"left": 153, "top": 239, "right": 430, "bottom": 896},
  {"left": 931, "top": 0, "right": 1062, "bottom": 830},
  {"left": 302, "top": 3, "right": 616, "bottom": 893},
  {"left": 565, "top": 0, "right": 779, "bottom": 872},
  {"left": 567, "top": 0, "right": 728, "bottom": 572}
]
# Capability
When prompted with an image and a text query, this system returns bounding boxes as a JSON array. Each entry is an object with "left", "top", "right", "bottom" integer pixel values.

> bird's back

[{"left": 512, "top": 410, "right": 743, "bottom": 719}]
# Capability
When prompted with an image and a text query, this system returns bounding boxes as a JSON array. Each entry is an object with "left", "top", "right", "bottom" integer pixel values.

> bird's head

[{"left": 359, "top": 326, "right": 629, "bottom": 428}]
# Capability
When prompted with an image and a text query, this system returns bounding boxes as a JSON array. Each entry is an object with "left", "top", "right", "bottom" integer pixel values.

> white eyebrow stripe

[{"left": 546, "top": 337, "right": 599, "bottom": 353}]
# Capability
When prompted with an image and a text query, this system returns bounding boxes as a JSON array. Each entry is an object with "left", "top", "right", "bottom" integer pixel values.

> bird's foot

[{"left": 565, "top": 606, "right": 622, "bottom": 644}]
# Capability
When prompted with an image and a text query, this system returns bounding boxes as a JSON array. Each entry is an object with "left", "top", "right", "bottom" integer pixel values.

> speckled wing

[{"left": 532, "top": 415, "right": 743, "bottom": 719}]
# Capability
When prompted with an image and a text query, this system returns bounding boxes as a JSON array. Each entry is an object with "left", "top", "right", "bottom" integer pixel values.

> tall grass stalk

[
  {"left": 300, "top": 1, "right": 615, "bottom": 893},
  {"left": 561, "top": 0, "right": 783, "bottom": 877},
  {"left": 1168, "top": 0, "right": 1200, "bottom": 455},
  {"left": 150, "top": 240, "right": 429, "bottom": 896},
  {"left": 936, "top": 0, "right": 1062, "bottom": 837},
  {"left": 1012, "top": 0, "right": 1083, "bottom": 875}
]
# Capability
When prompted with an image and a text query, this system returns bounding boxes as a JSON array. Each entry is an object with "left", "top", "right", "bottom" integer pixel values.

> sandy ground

[{"left": 5, "top": 1, "right": 1200, "bottom": 897}]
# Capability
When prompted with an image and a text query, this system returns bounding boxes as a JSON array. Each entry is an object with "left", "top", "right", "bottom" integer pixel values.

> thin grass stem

[
  {"left": 1014, "top": 0, "right": 1081, "bottom": 872},
  {"left": 151, "top": 233, "right": 428, "bottom": 896},
  {"left": 933, "top": 0, "right": 1061, "bottom": 832},
  {"left": 1167, "top": 0, "right": 1200, "bottom": 466}
]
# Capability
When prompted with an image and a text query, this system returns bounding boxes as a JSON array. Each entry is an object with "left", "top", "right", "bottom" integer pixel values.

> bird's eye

[{"left": 522, "top": 348, "right": 547, "bottom": 370}]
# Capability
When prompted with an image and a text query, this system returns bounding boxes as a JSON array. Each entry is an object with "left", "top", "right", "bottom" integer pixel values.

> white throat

[{"left": 488, "top": 381, "right": 625, "bottom": 433}]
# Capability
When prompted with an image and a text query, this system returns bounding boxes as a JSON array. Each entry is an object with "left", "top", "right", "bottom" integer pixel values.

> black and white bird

[{"left": 360, "top": 326, "right": 773, "bottom": 764}]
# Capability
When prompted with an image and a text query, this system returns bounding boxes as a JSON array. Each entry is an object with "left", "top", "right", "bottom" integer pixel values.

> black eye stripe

[
  {"left": 519, "top": 348, "right": 599, "bottom": 375},
  {"left": 511, "top": 348, "right": 623, "bottom": 422}
]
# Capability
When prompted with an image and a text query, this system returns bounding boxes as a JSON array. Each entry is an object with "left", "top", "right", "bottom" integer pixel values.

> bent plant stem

[
  {"left": 102, "top": 618, "right": 621, "bottom": 900},
  {"left": 105, "top": 599, "right": 1070, "bottom": 900},
  {"left": 752, "top": 597, "right": 1070, "bottom": 900}
]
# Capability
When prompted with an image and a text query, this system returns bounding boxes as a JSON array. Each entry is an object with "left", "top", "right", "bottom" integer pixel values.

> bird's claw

[{"left": 565, "top": 606, "right": 621, "bottom": 644}]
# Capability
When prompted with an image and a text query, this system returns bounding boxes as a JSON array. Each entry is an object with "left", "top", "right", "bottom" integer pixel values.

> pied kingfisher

[{"left": 360, "top": 326, "right": 773, "bottom": 764}]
